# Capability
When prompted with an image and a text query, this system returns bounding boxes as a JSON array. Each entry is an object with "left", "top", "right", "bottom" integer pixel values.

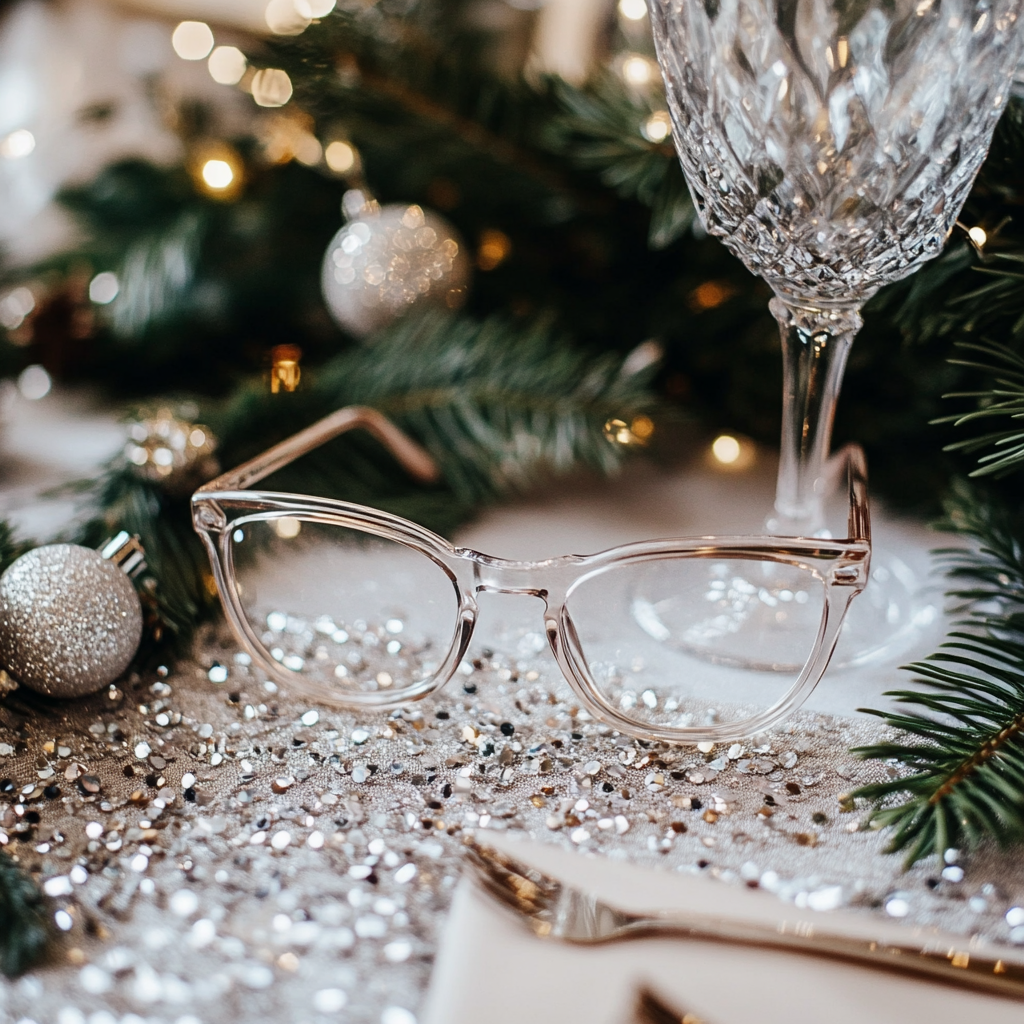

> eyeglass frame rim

[{"left": 192, "top": 405, "right": 871, "bottom": 744}]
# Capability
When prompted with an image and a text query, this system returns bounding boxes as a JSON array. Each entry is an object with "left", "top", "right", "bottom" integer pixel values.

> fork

[{"left": 464, "top": 840, "right": 1024, "bottom": 1000}]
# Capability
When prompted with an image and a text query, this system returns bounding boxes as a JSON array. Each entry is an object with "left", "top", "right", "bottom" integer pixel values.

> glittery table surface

[{"left": 2, "top": 612, "right": 1024, "bottom": 1024}]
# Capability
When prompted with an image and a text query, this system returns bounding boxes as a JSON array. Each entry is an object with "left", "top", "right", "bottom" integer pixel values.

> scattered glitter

[
  {"left": 0, "top": 626, "right": 1019, "bottom": 1024},
  {"left": 43, "top": 876, "right": 72, "bottom": 897},
  {"left": 384, "top": 939, "right": 412, "bottom": 962},
  {"left": 394, "top": 863, "right": 417, "bottom": 884},
  {"left": 313, "top": 989, "right": 349, "bottom": 1012},
  {"left": 169, "top": 890, "right": 200, "bottom": 917},
  {"left": 79, "top": 965, "right": 112, "bottom": 994},
  {"left": 885, "top": 896, "right": 911, "bottom": 918},
  {"left": 381, "top": 1008, "right": 417, "bottom": 1024}
]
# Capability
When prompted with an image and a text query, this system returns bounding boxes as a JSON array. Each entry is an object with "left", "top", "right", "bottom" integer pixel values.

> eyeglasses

[{"left": 192, "top": 407, "right": 870, "bottom": 744}]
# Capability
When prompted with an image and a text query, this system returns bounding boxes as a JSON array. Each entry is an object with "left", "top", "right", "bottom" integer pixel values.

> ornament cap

[{"left": 99, "top": 531, "right": 147, "bottom": 578}]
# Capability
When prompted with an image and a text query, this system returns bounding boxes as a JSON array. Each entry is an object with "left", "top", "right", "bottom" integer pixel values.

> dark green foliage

[
  {"left": 543, "top": 74, "right": 694, "bottom": 248},
  {"left": 853, "top": 627, "right": 1024, "bottom": 866},
  {"left": 935, "top": 341, "right": 1024, "bottom": 476},
  {"left": 852, "top": 485, "right": 1024, "bottom": 865},
  {"left": 36, "top": 156, "right": 350, "bottom": 393},
  {"left": 0, "top": 853, "right": 50, "bottom": 977}
]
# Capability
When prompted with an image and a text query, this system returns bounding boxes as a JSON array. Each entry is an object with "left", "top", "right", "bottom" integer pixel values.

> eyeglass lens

[
  {"left": 229, "top": 516, "right": 459, "bottom": 699},
  {"left": 565, "top": 557, "right": 826, "bottom": 731}
]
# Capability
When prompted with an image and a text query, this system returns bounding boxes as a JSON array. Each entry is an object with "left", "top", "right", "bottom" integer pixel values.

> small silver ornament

[
  {"left": 0, "top": 543, "right": 143, "bottom": 699},
  {"left": 321, "top": 191, "right": 471, "bottom": 337},
  {"left": 125, "top": 407, "right": 219, "bottom": 496}
]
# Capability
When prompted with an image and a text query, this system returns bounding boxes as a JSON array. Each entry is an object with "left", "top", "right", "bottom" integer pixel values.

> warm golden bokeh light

[
  {"left": 968, "top": 225, "right": 987, "bottom": 248},
  {"left": 0, "top": 129, "right": 35, "bottom": 160},
  {"left": 252, "top": 69, "right": 294, "bottom": 108},
  {"left": 325, "top": 140, "right": 356, "bottom": 173},
  {"left": 619, "top": 0, "right": 648, "bottom": 19},
  {"left": 270, "top": 344, "right": 302, "bottom": 393},
  {"left": 622, "top": 55, "right": 654, "bottom": 87},
  {"left": 172, "top": 21, "right": 214, "bottom": 61},
  {"left": 273, "top": 517, "right": 302, "bottom": 539},
  {"left": 477, "top": 229, "right": 512, "bottom": 271},
  {"left": 265, "top": 0, "right": 312, "bottom": 35},
  {"left": 712, "top": 434, "right": 741, "bottom": 464},
  {"left": 604, "top": 415, "right": 654, "bottom": 446},
  {"left": 208, "top": 46, "right": 247, "bottom": 85},
  {"left": 688, "top": 280, "right": 737, "bottom": 312},
  {"left": 708, "top": 433, "right": 756, "bottom": 471},
  {"left": 630, "top": 414, "right": 655, "bottom": 441},
  {"left": 202, "top": 159, "right": 234, "bottom": 190},
  {"left": 642, "top": 111, "right": 671, "bottom": 143}
]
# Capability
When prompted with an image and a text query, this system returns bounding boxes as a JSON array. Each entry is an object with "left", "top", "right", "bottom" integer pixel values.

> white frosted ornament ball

[
  {"left": 0, "top": 544, "right": 143, "bottom": 698},
  {"left": 321, "top": 199, "right": 471, "bottom": 337}
]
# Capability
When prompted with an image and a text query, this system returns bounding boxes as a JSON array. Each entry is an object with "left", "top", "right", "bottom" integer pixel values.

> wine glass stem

[{"left": 770, "top": 296, "right": 863, "bottom": 534}]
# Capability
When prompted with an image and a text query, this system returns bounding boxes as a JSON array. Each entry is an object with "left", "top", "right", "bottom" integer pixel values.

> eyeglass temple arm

[
  {"left": 194, "top": 405, "right": 441, "bottom": 494},
  {"left": 822, "top": 442, "right": 870, "bottom": 544}
]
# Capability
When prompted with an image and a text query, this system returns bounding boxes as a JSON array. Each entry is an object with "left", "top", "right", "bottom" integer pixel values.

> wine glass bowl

[{"left": 650, "top": 0, "right": 1024, "bottom": 309}]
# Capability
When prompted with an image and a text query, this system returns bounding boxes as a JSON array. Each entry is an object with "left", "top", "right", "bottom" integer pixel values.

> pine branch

[
  {"left": 853, "top": 629, "right": 1024, "bottom": 866},
  {"left": 853, "top": 483, "right": 1024, "bottom": 865},
  {"left": 934, "top": 340, "right": 1024, "bottom": 476},
  {"left": 932, "top": 477, "right": 1024, "bottom": 608},
  {"left": 0, "top": 852, "right": 50, "bottom": 977},
  {"left": 543, "top": 75, "right": 694, "bottom": 249}
]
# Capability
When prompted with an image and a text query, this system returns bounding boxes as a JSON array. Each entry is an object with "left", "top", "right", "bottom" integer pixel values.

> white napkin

[{"left": 422, "top": 834, "right": 1021, "bottom": 1024}]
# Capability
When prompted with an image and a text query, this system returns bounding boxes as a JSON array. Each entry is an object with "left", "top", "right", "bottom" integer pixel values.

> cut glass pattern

[{"left": 650, "top": 0, "right": 1024, "bottom": 304}]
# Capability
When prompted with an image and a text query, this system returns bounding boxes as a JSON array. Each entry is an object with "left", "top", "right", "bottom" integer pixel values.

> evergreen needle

[{"left": 0, "top": 853, "right": 50, "bottom": 978}]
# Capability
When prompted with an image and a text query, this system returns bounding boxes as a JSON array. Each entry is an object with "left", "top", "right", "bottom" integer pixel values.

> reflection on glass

[{"left": 231, "top": 518, "right": 459, "bottom": 699}]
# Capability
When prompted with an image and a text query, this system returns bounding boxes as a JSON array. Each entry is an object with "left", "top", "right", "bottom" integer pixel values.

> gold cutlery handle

[{"left": 616, "top": 913, "right": 1024, "bottom": 1000}]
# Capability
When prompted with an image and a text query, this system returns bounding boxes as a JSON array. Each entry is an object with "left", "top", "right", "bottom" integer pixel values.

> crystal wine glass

[{"left": 645, "top": 0, "right": 1024, "bottom": 664}]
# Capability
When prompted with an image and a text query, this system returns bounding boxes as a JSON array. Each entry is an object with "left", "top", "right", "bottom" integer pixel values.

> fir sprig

[
  {"left": 853, "top": 483, "right": 1024, "bottom": 865},
  {"left": 0, "top": 852, "right": 50, "bottom": 977},
  {"left": 543, "top": 74, "right": 694, "bottom": 248},
  {"left": 934, "top": 340, "right": 1024, "bottom": 476},
  {"left": 853, "top": 627, "right": 1024, "bottom": 866}
]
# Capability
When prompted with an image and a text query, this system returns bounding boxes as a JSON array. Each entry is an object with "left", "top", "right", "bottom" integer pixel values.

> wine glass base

[{"left": 629, "top": 546, "right": 934, "bottom": 675}]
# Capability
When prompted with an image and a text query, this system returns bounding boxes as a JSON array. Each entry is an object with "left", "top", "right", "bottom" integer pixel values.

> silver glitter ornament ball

[
  {"left": 0, "top": 544, "right": 143, "bottom": 698},
  {"left": 321, "top": 193, "right": 471, "bottom": 337}
]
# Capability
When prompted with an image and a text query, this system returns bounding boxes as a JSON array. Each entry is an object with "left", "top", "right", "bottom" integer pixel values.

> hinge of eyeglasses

[{"left": 832, "top": 565, "right": 862, "bottom": 585}]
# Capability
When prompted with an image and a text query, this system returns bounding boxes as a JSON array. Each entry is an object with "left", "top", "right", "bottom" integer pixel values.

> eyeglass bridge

[{"left": 465, "top": 550, "right": 581, "bottom": 599}]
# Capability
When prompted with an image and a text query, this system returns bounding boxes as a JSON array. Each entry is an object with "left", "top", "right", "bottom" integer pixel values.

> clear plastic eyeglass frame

[{"left": 192, "top": 407, "right": 871, "bottom": 744}]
